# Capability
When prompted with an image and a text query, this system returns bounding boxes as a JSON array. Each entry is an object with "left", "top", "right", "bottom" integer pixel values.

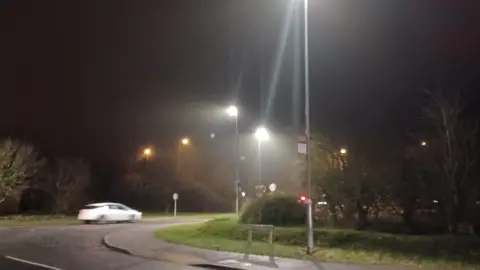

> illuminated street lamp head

[
  {"left": 181, "top": 138, "right": 190, "bottom": 145},
  {"left": 340, "top": 148, "right": 347, "bottom": 154},
  {"left": 255, "top": 126, "right": 270, "bottom": 141},
  {"left": 144, "top": 148, "right": 152, "bottom": 156},
  {"left": 226, "top": 105, "right": 238, "bottom": 117},
  {"left": 421, "top": 140, "right": 427, "bottom": 147}
]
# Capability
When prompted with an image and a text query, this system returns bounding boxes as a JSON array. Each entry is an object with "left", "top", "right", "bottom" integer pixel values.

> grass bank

[
  {"left": 154, "top": 217, "right": 480, "bottom": 269},
  {"left": 0, "top": 215, "right": 79, "bottom": 227},
  {"left": 142, "top": 212, "right": 234, "bottom": 220},
  {"left": 0, "top": 212, "right": 234, "bottom": 227}
]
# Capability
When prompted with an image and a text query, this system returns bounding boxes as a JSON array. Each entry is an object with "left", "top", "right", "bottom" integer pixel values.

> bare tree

[
  {"left": 0, "top": 138, "right": 44, "bottom": 204},
  {"left": 49, "top": 159, "right": 90, "bottom": 213},
  {"left": 423, "top": 90, "right": 478, "bottom": 233}
]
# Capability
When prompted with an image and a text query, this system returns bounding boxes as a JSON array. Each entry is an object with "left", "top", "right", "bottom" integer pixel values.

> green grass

[
  {"left": 0, "top": 215, "right": 80, "bottom": 227},
  {"left": 154, "top": 218, "right": 480, "bottom": 269},
  {"left": 0, "top": 213, "right": 234, "bottom": 227},
  {"left": 142, "top": 212, "right": 235, "bottom": 220}
]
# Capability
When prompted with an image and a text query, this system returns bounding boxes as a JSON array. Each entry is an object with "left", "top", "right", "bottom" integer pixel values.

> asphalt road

[{"left": 0, "top": 221, "right": 200, "bottom": 270}]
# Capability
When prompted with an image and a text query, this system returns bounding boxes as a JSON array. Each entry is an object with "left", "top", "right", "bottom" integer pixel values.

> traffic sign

[
  {"left": 173, "top": 193, "right": 178, "bottom": 200},
  {"left": 269, "top": 183, "right": 277, "bottom": 192}
]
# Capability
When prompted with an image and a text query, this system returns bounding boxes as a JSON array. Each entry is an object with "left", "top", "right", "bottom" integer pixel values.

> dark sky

[{"left": 2, "top": 0, "right": 480, "bottom": 163}]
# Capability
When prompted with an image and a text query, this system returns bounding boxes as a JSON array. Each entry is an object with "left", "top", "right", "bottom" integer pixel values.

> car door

[
  {"left": 108, "top": 204, "right": 122, "bottom": 221},
  {"left": 116, "top": 204, "right": 131, "bottom": 221}
]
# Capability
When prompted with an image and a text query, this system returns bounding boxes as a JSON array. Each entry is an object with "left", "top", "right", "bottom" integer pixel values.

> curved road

[{"left": 0, "top": 220, "right": 198, "bottom": 270}]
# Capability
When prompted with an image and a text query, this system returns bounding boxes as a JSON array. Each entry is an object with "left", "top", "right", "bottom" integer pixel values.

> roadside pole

[{"left": 173, "top": 193, "right": 178, "bottom": 217}]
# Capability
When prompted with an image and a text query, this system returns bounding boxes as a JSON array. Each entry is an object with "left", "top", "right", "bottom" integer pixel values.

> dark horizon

[{"left": 2, "top": 0, "right": 480, "bottom": 165}]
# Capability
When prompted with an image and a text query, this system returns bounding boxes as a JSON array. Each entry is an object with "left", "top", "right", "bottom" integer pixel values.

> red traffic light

[{"left": 297, "top": 195, "right": 308, "bottom": 203}]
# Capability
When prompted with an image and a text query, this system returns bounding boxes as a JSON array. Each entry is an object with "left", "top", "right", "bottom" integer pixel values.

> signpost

[
  {"left": 173, "top": 193, "right": 178, "bottom": 217},
  {"left": 269, "top": 183, "right": 277, "bottom": 193},
  {"left": 298, "top": 135, "right": 307, "bottom": 154}
]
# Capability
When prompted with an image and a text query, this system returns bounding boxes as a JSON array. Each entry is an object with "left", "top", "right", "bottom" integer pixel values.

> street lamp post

[
  {"left": 302, "top": 0, "right": 314, "bottom": 255},
  {"left": 254, "top": 126, "right": 270, "bottom": 188},
  {"left": 258, "top": 139, "right": 261, "bottom": 186},
  {"left": 177, "top": 137, "right": 190, "bottom": 171},
  {"left": 226, "top": 105, "right": 240, "bottom": 216}
]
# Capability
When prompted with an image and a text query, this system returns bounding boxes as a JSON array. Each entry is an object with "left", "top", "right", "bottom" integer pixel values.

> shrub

[{"left": 240, "top": 195, "right": 307, "bottom": 226}]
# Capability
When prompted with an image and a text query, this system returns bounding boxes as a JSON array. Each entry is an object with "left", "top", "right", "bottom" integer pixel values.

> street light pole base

[
  {"left": 235, "top": 180, "right": 240, "bottom": 216},
  {"left": 306, "top": 199, "right": 314, "bottom": 254}
]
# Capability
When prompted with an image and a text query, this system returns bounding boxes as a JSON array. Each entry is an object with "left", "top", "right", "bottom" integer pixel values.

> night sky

[{"left": 2, "top": 0, "right": 480, "bottom": 165}]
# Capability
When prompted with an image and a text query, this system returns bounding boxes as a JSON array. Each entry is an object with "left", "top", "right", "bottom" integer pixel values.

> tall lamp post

[
  {"left": 300, "top": 0, "right": 314, "bottom": 255},
  {"left": 226, "top": 105, "right": 240, "bottom": 215},
  {"left": 254, "top": 126, "right": 270, "bottom": 188},
  {"left": 177, "top": 137, "right": 190, "bottom": 171}
]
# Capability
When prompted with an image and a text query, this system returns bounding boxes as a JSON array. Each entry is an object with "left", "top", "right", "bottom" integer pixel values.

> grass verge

[
  {"left": 142, "top": 212, "right": 235, "bottom": 220},
  {"left": 154, "top": 218, "right": 480, "bottom": 270},
  {"left": 0, "top": 215, "right": 80, "bottom": 227},
  {"left": 0, "top": 213, "right": 234, "bottom": 227}
]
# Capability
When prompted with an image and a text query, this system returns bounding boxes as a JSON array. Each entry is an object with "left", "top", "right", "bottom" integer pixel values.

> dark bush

[{"left": 240, "top": 195, "right": 307, "bottom": 226}]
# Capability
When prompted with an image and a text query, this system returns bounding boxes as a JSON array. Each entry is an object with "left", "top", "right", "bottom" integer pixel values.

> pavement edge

[
  {"left": 102, "top": 233, "right": 136, "bottom": 256},
  {"left": 101, "top": 221, "right": 215, "bottom": 266}
]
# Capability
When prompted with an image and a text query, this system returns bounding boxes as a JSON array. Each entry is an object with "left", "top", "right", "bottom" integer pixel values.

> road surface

[{"left": 0, "top": 221, "right": 199, "bottom": 270}]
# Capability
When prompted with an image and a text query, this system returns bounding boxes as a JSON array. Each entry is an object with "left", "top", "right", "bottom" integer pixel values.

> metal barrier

[{"left": 244, "top": 224, "right": 275, "bottom": 245}]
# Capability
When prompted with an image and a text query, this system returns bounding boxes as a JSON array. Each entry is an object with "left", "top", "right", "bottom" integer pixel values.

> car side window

[
  {"left": 109, "top": 205, "right": 118, "bottom": 210},
  {"left": 116, "top": 205, "right": 128, "bottom": 210}
]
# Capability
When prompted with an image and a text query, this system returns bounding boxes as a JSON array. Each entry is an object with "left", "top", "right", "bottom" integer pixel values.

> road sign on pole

[
  {"left": 269, "top": 183, "right": 277, "bottom": 193},
  {"left": 173, "top": 193, "right": 178, "bottom": 217}
]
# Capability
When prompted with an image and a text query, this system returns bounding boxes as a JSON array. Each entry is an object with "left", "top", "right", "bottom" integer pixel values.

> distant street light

[
  {"left": 254, "top": 126, "right": 270, "bottom": 141},
  {"left": 143, "top": 148, "right": 152, "bottom": 160},
  {"left": 254, "top": 126, "right": 270, "bottom": 187},
  {"left": 226, "top": 105, "right": 240, "bottom": 216},
  {"left": 226, "top": 105, "right": 239, "bottom": 117},
  {"left": 177, "top": 137, "right": 190, "bottom": 171},
  {"left": 241, "top": 191, "right": 246, "bottom": 197},
  {"left": 421, "top": 140, "right": 427, "bottom": 147},
  {"left": 340, "top": 148, "right": 347, "bottom": 155}
]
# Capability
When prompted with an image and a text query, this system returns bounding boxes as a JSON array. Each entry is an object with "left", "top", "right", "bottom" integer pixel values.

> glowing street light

[
  {"left": 177, "top": 137, "right": 190, "bottom": 171},
  {"left": 241, "top": 192, "right": 246, "bottom": 197},
  {"left": 254, "top": 126, "right": 270, "bottom": 141},
  {"left": 143, "top": 148, "right": 152, "bottom": 160},
  {"left": 421, "top": 140, "right": 427, "bottom": 147},
  {"left": 340, "top": 148, "right": 347, "bottom": 155},
  {"left": 225, "top": 105, "right": 241, "bottom": 216},
  {"left": 226, "top": 105, "right": 239, "bottom": 117},
  {"left": 254, "top": 126, "right": 270, "bottom": 187}
]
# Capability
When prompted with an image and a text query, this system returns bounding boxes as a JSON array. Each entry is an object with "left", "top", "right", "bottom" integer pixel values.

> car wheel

[
  {"left": 129, "top": 215, "right": 136, "bottom": 223},
  {"left": 83, "top": 220, "right": 91, "bottom": 224},
  {"left": 97, "top": 215, "right": 107, "bottom": 224}
]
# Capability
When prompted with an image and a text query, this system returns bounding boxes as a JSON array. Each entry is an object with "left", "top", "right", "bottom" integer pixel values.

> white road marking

[{"left": 5, "top": 255, "right": 63, "bottom": 270}]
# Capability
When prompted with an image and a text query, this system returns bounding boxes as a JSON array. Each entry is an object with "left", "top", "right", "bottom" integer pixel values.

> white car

[{"left": 77, "top": 202, "right": 142, "bottom": 224}]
